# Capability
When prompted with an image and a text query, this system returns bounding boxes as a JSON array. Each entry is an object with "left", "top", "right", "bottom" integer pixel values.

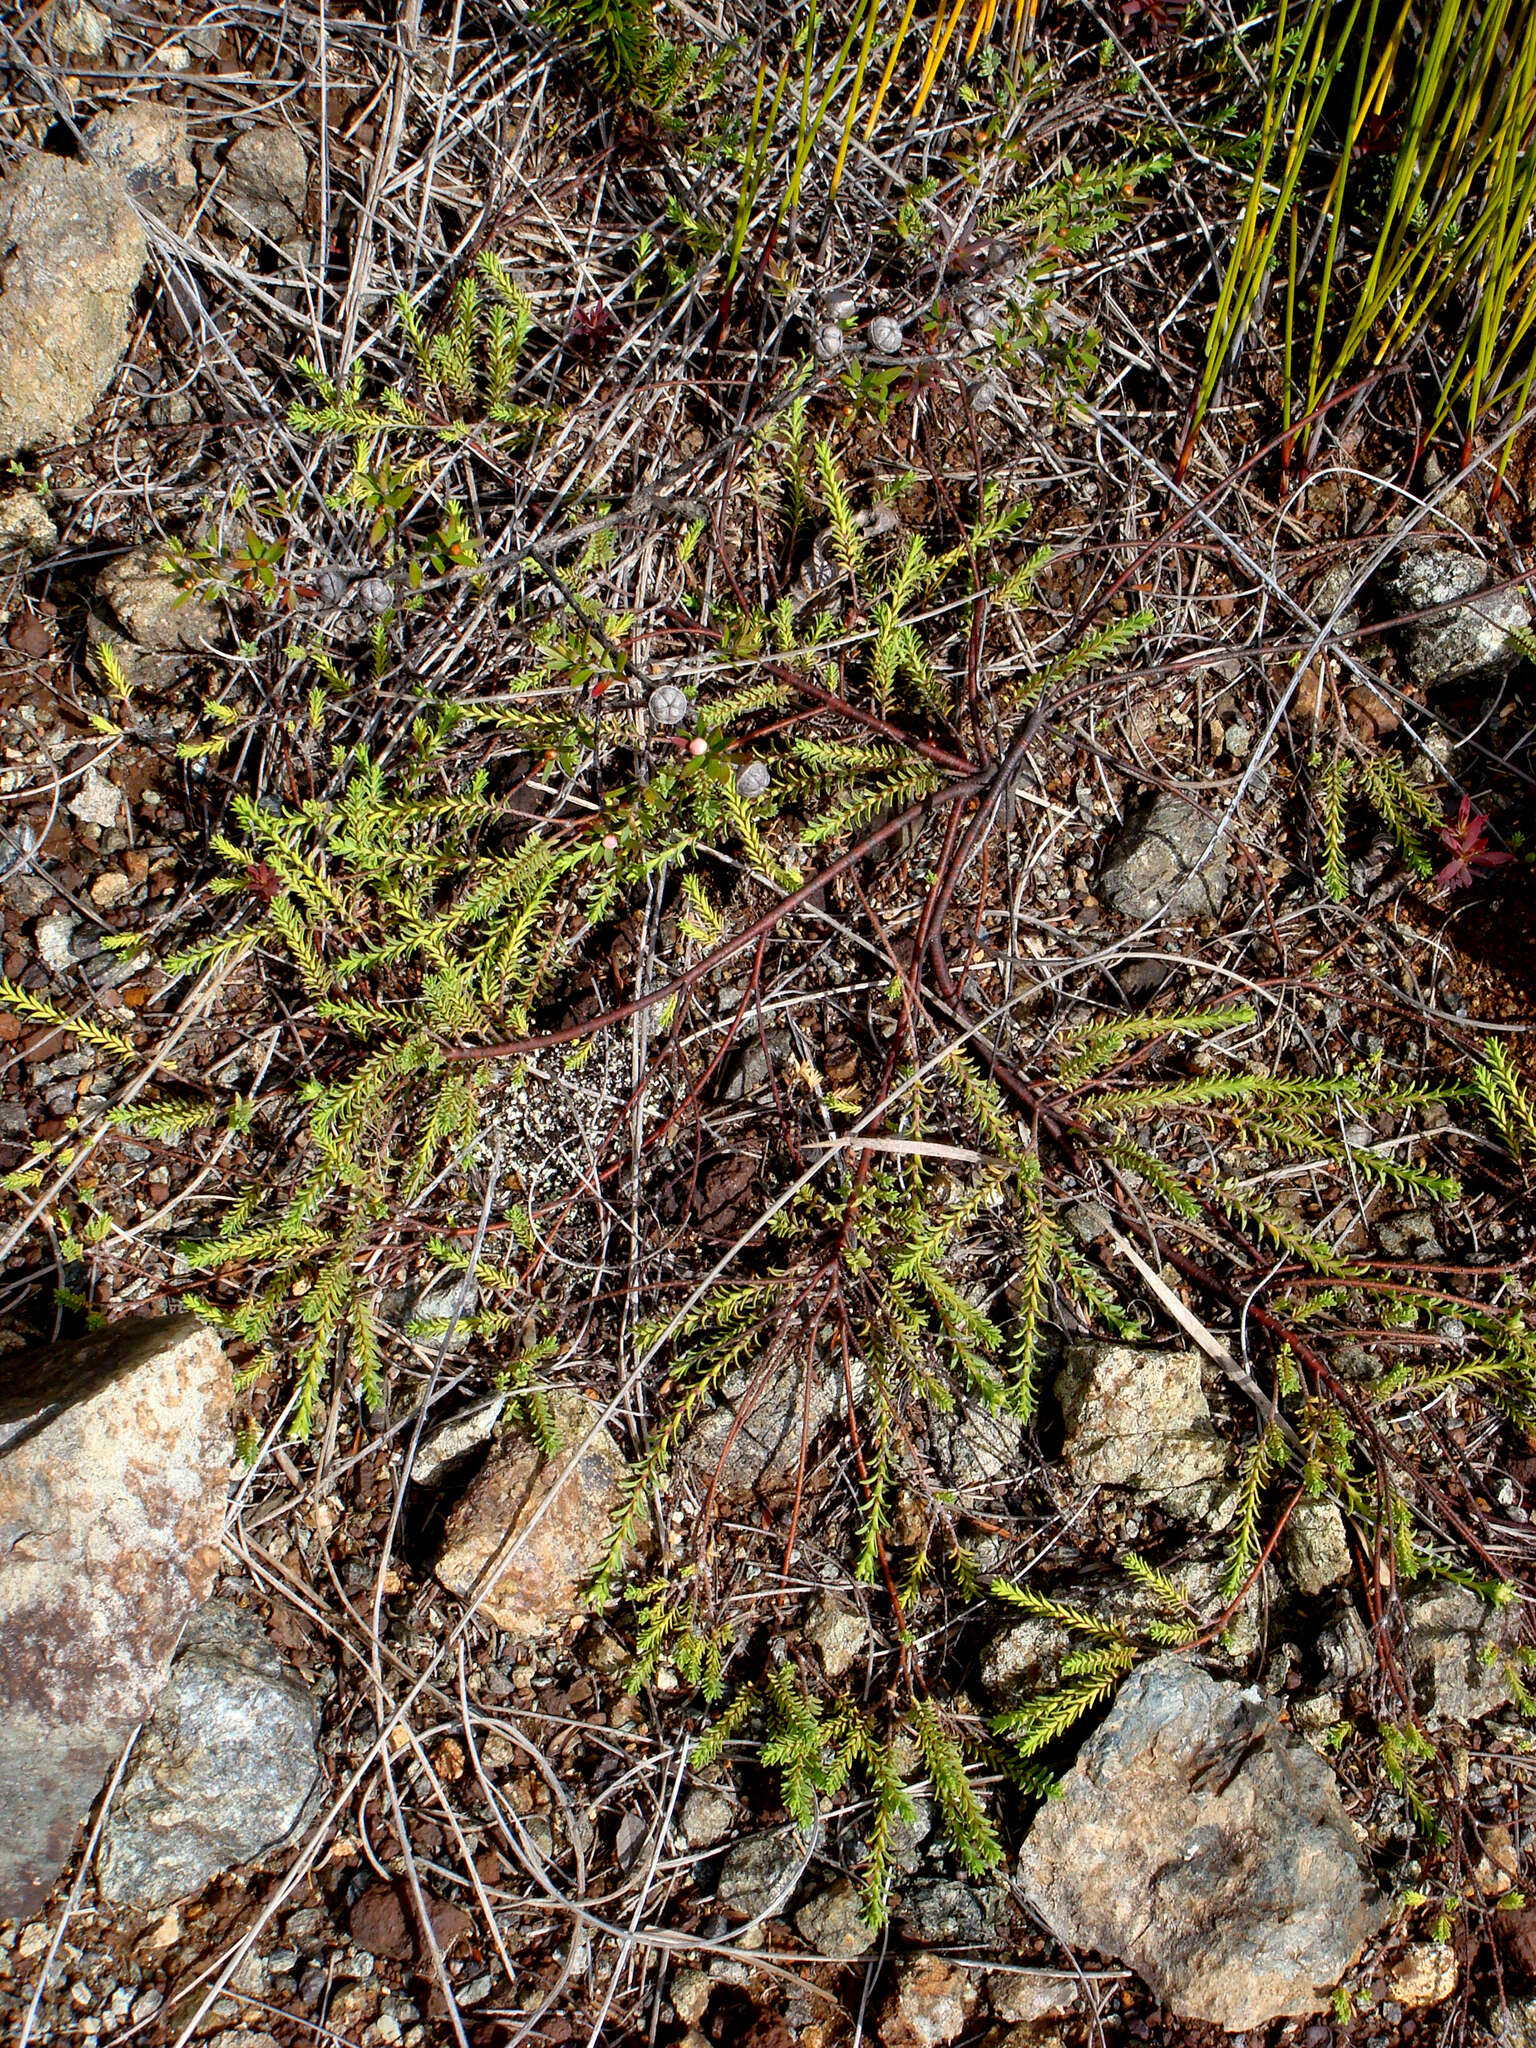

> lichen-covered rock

[
  {"left": 1100, "top": 794, "right": 1232, "bottom": 924},
  {"left": 0, "top": 156, "right": 145, "bottom": 459},
  {"left": 1055, "top": 1342, "right": 1228, "bottom": 1517},
  {"left": 434, "top": 1392, "right": 624, "bottom": 1639},
  {"left": 408, "top": 1393, "right": 505, "bottom": 1487},
  {"left": 715, "top": 1821, "right": 816, "bottom": 1923},
  {"left": 804, "top": 1595, "right": 867, "bottom": 1679},
  {"left": 1281, "top": 1501, "right": 1352, "bottom": 1595},
  {"left": 1017, "top": 1655, "right": 1386, "bottom": 2029},
  {"left": 678, "top": 1785, "right": 737, "bottom": 1850},
  {"left": 43, "top": 0, "right": 110, "bottom": 55},
  {"left": 220, "top": 128, "right": 310, "bottom": 244},
  {"left": 1403, "top": 1582, "right": 1515, "bottom": 1726},
  {"left": 1380, "top": 548, "right": 1531, "bottom": 689},
  {"left": 979, "top": 1616, "right": 1070, "bottom": 1705},
  {"left": 83, "top": 105, "right": 197, "bottom": 225},
  {"left": 795, "top": 1876, "right": 879, "bottom": 1957},
  {"left": 685, "top": 1352, "right": 860, "bottom": 1501},
  {"left": 1382, "top": 1942, "right": 1457, "bottom": 2008},
  {"left": 97, "top": 547, "right": 223, "bottom": 654},
  {"left": 96, "top": 1599, "right": 321, "bottom": 1910},
  {"left": 0, "top": 489, "right": 57, "bottom": 559},
  {"left": 879, "top": 1956, "right": 975, "bottom": 2048},
  {"left": 0, "top": 1315, "right": 231, "bottom": 1917}
]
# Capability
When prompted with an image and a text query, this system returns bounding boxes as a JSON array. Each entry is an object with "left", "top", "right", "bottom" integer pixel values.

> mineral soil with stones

[{"left": 2, "top": 6, "right": 1536, "bottom": 2048}]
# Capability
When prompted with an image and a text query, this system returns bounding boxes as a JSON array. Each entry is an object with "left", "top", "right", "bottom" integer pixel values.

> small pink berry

[
  {"left": 602, "top": 833, "right": 619, "bottom": 851},
  {"left": 689, "top": 736, "right": 709, "bottom": 757}
]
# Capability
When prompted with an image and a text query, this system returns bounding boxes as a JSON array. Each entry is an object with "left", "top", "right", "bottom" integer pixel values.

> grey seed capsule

[
  {"left": 315, "top": 568, "right": 349, "bottom": 605},
  {"left": 812, "top": 323, "right": 844, "bottom": 362},
  {"left": 821, "top": 286, "right": 858, "bottom": 322},
  {"left": 868, "top": 314, "right": 903, "bottom": 354},
  {"left": 735, "top": 760, "right": 771, "bottom": 799},
  {"left": 648, "top": 683, "right": 689, "bottom": 727},
  {"left": 356, "top": 576, "right": 393, "bottom": 615}
]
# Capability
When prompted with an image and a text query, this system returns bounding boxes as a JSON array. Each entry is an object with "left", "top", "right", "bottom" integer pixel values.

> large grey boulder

[
  {"left": 96, "top": 1599, "right": 322, "bottom": 1910},
  {"left": 1100, "top": 794, "right": 1232, "bottom": 924},
  {"left": 0, "top": 155, "right": 146, "bottom": 460},
  {"left": 1380, "top": 548, "right": 1531, "bottom": 690},
  {"left": 0, "top": 1315, "right": 231, "bottom": 1917},
  {"left": 1017, "top": 1655, "right": 1386, "bottom": 2028}
]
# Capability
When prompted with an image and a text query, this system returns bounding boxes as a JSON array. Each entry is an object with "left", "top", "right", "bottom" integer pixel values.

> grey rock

[
  {"left": 97, "top": 1600, "right": 320, "bottom": 1909},
  {"left": 0, "top": 489, "right": 57, "bottom": 560},
  {"left": 220, "top": 128, "right": 310, "bottom": 244},
  {"left": 1376, "top": 1210, "right": 1444, "bottom": 1262},
  {"left": 722, "top": 1027, "right": 791, "bottom": 1103},
  {"left": 1404, "top": 1582, "right": 1515, "bottom": 1726},
  {"left": 67, "top": 766, "right": 124, "bottom": 830},
  {"left": 1281, "top": 1501, "right": 1352, "bottom": 1595},
  {"left": 1307, "top": 559, "right": 1366, "bottom": 643},
  {"left": 1055, "top": 1342, "right": 1228, "bottom": 1517},
  {"left": 148, "top": 391, "right": 192, "bottom": 431},
  {"left": 0, "top": 1315, "right": 231, "bottom": 1917},
  {"left": 0, "top": 156, "right": 146, "bottom": 460},
  {"left": 434, "top": 1392, "right": 625, "bottom": 1640},
  {"left": 715, "top": 1821, "right": 816, "bottom": 1923},
  {"left": 927, "top": 1400, "right": 1021, "bottom": 1499},
  {"left": 987, "top": 1972, "right": 1080, "bottom": 2024},
  {"left": 1064, "top": 1200, "right": 1113, "bottom": 1246},
  {"left": 895, "top": 1876, "right": 1004, "bottom": 1946},
  {"left": 1100, "top": 794, "right": 1232, "bottom": 924},
  {"left": 1318, "top": 1604, "right": 1373, "bottom": 1686},
  {"left": 1380, "top": 548, "right": 1531, "bottom": 690},
  {"left": 82, "top": 105, "right": 197, "bottom": 226},
  {"left": 979, "top": 1616, "right": 1070, "bottom": 1706},
  {"left": 678, "top": 1785, "right": 736, "bottom": 1850},
  {"left": 685, "top": 1350, "right": 860, "bottom": 1501},
  {"left": 97, "top": 548, "right": 223, "bottom": 654},
  {"left": 382, "top": 1270, "right": 478, "bottom": 1351},
  {"left": 43, "top": 0, "right": 110, "bottom": 55},
  {"left": 407, "top": 1394, "right": 506, "bottom": 1487},
  {"left": 1017, "top": 1655, "right": 1386, "bottom": 2028},
  {"left": 795, "top": 1876, "right": 878, "bottom": 1957},
  {"left": 803, "top": 1596, "right": 867, "bottom": 1680},
  {"left": 36, "top": 911, "right": 79, "bottom": 973}
]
